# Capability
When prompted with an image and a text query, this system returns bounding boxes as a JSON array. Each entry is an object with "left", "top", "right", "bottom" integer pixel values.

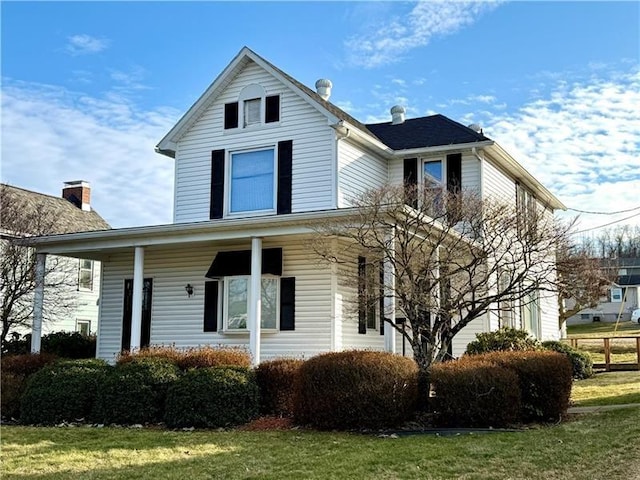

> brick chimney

[{"left": 62, "top": 180, "right": 91, "bottom": 211}]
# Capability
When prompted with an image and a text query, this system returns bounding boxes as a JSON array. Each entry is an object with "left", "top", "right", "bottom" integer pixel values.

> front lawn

[
  {"left": 2, "top": 408, "right": 640, "bottom": 480},
  {"left": 567, "top": 320, "right": 640, "bottom": 338},
  {"left": 571, "top": 371, "right": 640, "bottom": 406}
]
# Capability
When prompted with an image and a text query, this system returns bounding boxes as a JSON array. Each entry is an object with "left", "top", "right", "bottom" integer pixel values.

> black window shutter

[
  {"left": 403, "top": 158, "right": 418, "bottom": 208},
  {"left": 358, "top": 256, "right": 367, "bottom": 334},
  {"left": 379, "top": 260, "right": 385, "bottom": 335},
  {"left": 280, "top": 277, "right": 295, "bottom": 331},
  {"left": 446, "top": 153, "right": 462, "bottom": 193},
  {"left": 224, "top": 102, "right": 238, "bottom": 129},
  {"left": 265, "top": 95, "right": 280, "bottom": 123},
  {"left": 203, "top": 281, "right": 219, "bottom": 332},
  {"left": 277, "top": 140, "right": 293, "bottom": 214},
  {"left": 210, "top": 150, "right": 225, "bottom": 219}
]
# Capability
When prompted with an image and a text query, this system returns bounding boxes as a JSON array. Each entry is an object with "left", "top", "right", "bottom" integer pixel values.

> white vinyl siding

[
  {"left": 174, "top": 61, "right": 334, "bottom": 222},
  {"left": 337, "top": 140, "right": 388, "bottom": 207},
  {"left": 482, "top": 157, "right": 516, "bottom": 203},
  {"left": 95, "top": 236, "right": 332, "bottom": 362}
]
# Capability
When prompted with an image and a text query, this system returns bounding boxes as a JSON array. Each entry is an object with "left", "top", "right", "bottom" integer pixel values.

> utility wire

[
  {"left": 566, "top": 204, "right": 640, "bottom": 215},
  {"left": 571, "top": 211, "right": 640, "bottom": 235}
]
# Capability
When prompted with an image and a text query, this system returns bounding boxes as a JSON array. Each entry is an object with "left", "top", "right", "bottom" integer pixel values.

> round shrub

[
  {"left": 542, "top": 341, "right": 593, "bottom": 379},
  {"left": 256, "top": 358, "right": 304, "bottom": 416},
  {"left": 465, "top": 327, "right": 541, "bottom": 355},
  {"left": 20, "top": 359, "right": 110, "bottom": 425},
  {"left": 293, "top": 350, "right": 419, "bottom": 430},
  {"left": 430, "top": 360, "right": 521, "bottom": 428},
  {"left": 164, "top": 367, "right": 259, "bottom": 428},
  {"left": 470, "top": 351, "right": 573, "bottom": 422},
  {"left": 93, "top": 357, "right": 180, "bottom": 425},
  {"left": 1, "top": 353, "right": 58, "bottom": 420}
]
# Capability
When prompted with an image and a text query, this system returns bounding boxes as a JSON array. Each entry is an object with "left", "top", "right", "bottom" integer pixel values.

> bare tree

[
  {"left": 311, "top": 184, "right": 570, "bottom": 373},
  {"left": 0, "top": 187, "right": 78, "bottom": 345},
  {"left": 556, "top": 241, "right": 615, "bottom": 329}
]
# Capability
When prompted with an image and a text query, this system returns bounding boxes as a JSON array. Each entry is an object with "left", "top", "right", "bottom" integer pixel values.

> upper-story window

[
  {"left": 516, "top": 182, "right": 537, "bottom": 235},
  {"left": 423, "top": 160, "right": 443, "bottom": 187},
  {"left": 229, "top": 147, "right": 276, "bottom": 214},
  {"left": 78, "top": 259, "right": 93, "bottom": 290},
  {"left": 224, "top": 83, "right": 280, "bottom": 130}
]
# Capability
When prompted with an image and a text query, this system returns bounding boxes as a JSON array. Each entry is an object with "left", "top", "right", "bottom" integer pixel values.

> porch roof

[{"left": 30, "top": 208, "right": 363, "bottom": 258}]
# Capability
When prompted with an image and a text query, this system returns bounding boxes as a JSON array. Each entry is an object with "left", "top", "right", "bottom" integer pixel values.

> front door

[{"left": 121, "top": 278, "right": 153, "bottom": 352}]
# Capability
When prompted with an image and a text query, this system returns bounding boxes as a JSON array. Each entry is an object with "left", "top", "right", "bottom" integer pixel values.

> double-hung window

[
  {"left": 229, "top": 148, "right": 276, "bottom": 214},
  {"left": 224, "top": 276, "right": 279, "bottom": 331},
  {"left": 78, "top": 259, "right": 93, "bottom": 290},
  {"left": 423, "top": 159, "right": 444, "bottom": 215}
]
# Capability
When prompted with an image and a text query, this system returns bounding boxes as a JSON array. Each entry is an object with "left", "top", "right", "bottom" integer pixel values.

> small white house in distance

[
  {"left": 29, "top": 47, "right": 566, "bottom": 363},
  {"left": 1, "top": 182, "right": 110, "bottom": 337}
]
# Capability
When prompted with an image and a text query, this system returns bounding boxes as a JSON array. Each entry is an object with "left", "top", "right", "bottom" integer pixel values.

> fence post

[{"left": 603, "top": 338, "right": 611, "bottom": 372}]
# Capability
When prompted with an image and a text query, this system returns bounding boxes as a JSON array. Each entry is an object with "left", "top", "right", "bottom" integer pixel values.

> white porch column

[
  {"left": 384, "top": 229, "right": 396, "bottom": 353},
  {"left": 130, "top": 246, "right": 145, "bottom": 351},
  {"left": 249, "top": 237, "right": 262, "bottom": 366},
  {"left": 31, "top": 253, "right": 46, "bottom": 353}
]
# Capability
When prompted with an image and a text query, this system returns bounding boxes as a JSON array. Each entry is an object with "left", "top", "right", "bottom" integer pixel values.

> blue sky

[{"left": 2, "top": 1, "right": 639, "bottom": 234}]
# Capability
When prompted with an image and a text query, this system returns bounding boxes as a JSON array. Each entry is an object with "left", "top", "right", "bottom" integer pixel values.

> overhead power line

[
  {"left": 566, "top": 204, "right": 640, "bottom": 215},
  {"left": 571, "top": 211, "right": 640, "bottom": 235}
]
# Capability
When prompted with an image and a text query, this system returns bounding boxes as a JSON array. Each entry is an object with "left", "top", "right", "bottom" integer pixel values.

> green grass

[
  {"left": 2, "top": 408, "right": 640, "bottom": 480},
  {"left": 571, "top": 371, "right": 640, "bottom": 407},
  {"left": 567, "top": 320, "right": 640, "bottom": 338}
]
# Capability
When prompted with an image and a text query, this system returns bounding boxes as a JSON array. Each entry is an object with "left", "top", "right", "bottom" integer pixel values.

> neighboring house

[
  {"left": 29, "top": 47, "right": 565, "bottom": 363},
  {"left": 567, "top": 258, "right": 640, "bottom": 324},
  {"left": 0, "top": 181, "right": 110, "bottom": 337}
]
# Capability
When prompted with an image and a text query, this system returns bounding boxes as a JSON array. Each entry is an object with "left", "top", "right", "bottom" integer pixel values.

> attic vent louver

[
  {"left": 315, "top": 79, "right": 332, "bottom": 101},
  {"left": 391, "top": 105, "right": 406, "bottom": 125}
]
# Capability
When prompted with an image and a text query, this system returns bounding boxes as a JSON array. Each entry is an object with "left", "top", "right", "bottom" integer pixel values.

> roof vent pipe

[
  {"left": 391, "top": 105, "right": 406, "bottom": 125},
  {"left": 315, "top": 79, "right": 332, "bottom": 101}
]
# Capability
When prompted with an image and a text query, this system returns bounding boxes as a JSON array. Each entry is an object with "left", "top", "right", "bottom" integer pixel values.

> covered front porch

[{"left": 30, "top": 211, "right": 399, "bottom": 364}]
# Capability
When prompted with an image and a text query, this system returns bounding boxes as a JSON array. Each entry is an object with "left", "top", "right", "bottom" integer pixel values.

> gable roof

[
  {"left": 365, "top": 114, "right": 490, "bottom": 150},
  {"left": 0, "top": 184, "right": 110, "bottom": 235}
]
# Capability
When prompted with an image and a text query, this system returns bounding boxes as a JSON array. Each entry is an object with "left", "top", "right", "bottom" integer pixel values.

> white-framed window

[
  {"left": 610, "top": 287, "right": 623, "bottom": 302},
  {"left": 78, "top": 259, "right": 94, "bottom": 290},
  {"left": 423, "top": 159, "right": 443, "bottom": 187},
  {"left": 76, "top": 320, "right": 91, "bottom": 336},
  {"left": 223, "top": 276, "right": 279, "bottom": 331},
  {"left": 228, "top": 147, "right": 276, "bottom": 214},
  {"left": 521, "top": 291, "right": 541, "bottom": 339}
]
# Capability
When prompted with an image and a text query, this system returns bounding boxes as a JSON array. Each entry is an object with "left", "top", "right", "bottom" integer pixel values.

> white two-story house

[
  {"left": 1, "top": 181, "right": 109, "bottom": 340},
  {"left": 30, "top": 47, "right": 565, "bottom": 363}
]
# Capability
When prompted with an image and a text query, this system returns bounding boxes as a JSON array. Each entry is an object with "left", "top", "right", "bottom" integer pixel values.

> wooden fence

[{"left": 569, "top": 336, "right": 640, "bottom": 371}]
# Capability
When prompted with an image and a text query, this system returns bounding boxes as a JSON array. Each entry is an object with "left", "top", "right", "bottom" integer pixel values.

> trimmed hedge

[
  {"left": 256, "top": 358, "right": 304, "bottom": 416},
  {"left": 164, "top": 367, "right": 259, "bottom": 428},
  {"left": 468, "top": 351, "right": 573, "bottom": 421},
  {"left": 1, "top": 332, "right": 96, "bottom": 358},
  {"left": 466, "top": 327, "right": 541, "bottom": 355},
  {"left": 1, "top": 353, "right": 59, "bottom": 420},
  {"left": 93, "top": 358, "right": 180, "bottom": 425},
  {"left": 430, "top": 360, "right": 521, "bottom": 428},
  {"left": 542, "top": 340, "right": 593, "bottom": 379},
  {"left": 118, "top": 345, "right": 251, "bottom": 370},
  {"left": 293, "top": 350, "right": 418, "bottom": 430},
  {"left": 20, "top": 359, "right": 110, "bottom": 425}
]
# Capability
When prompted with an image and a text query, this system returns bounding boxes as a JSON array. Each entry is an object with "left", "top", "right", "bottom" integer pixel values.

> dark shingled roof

[
  {"left": 365, "top": 114, "right": 491, "bottom": 150},
  {"left": 0, "top": 184, "right": 110, "bottom": 234}
]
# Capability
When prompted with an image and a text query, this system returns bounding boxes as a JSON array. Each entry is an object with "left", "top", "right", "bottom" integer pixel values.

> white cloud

[
  {"left": 345, "top": 0, "right": 502, "bottom": 68},
  {"left": 1, "top": 80, "right": 180, "bottom": 228},
  {"left": 66, "top": 34, "right": 109, "bottom": 56},
  {"left": 481, "top": 68, "right": 640, "bottom": 233}
]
